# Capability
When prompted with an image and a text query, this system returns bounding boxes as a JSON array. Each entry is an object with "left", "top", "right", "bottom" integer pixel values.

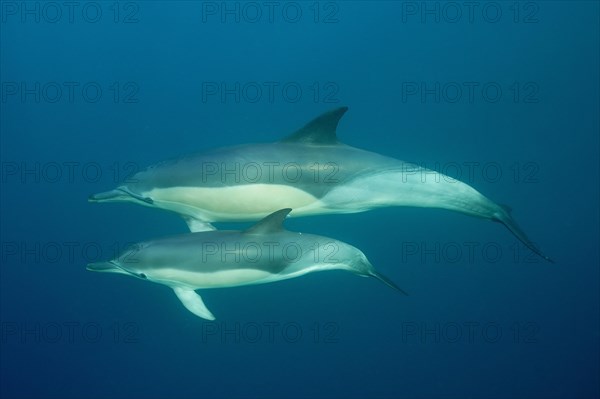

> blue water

[{"left": 1, "top": 2, "right": 598, "bottom": 398}]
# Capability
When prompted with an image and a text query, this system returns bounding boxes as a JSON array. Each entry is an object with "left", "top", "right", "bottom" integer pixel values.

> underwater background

[{"left": 1, "top": 1, "right": 598, "bottom": 398}]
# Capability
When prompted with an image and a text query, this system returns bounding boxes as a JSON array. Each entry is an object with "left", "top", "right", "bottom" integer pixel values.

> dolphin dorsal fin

[
  {"left": 281, "top": 107, "right": 348, "bottom": 145},
  {"left": 244, "top": 208, "right": 292, "bottom": 235}
]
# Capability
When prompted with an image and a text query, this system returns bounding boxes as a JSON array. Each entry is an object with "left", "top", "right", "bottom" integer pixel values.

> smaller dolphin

[{"left": 87, "top": 209, "right": 402, "bottom": 320}]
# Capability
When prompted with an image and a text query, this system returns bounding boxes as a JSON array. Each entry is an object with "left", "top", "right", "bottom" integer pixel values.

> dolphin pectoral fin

[
  {"left": 172, "top": 287, "right": 216, "bottom": 320},
  {"left": 369, "top": 271, "right": 409, "bottom": 296},
  {"left": 182, "top": 216, "right": 216, "bottom": 232}
]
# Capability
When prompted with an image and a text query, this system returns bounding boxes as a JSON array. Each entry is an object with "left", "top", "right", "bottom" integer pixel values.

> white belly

[
  {"left": 146, "top": 184, "right": 319, "bottom": 221},
  {"left": 152, "top": 267, "right": 278, "bottom": 289}
]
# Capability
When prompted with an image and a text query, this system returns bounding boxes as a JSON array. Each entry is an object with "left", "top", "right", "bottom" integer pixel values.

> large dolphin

[
  {"left": 87, "top": 209, "right": 402, "bottom": 320},
  {"left": 90, "top": 107, "right": 551, "bottom": 261}
]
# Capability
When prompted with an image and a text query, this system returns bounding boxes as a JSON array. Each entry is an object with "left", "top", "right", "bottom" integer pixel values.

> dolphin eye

[{"left": 139, "top": 273, "right": 147, "bottom": 279}]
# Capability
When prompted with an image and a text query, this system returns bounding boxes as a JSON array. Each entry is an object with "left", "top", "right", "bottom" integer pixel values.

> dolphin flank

[
  {"left": 87, "top": 208, "right": 404, "bottom": 320},
  {"left": 90, "top": 107, "right": 552, "bottom": 262}
]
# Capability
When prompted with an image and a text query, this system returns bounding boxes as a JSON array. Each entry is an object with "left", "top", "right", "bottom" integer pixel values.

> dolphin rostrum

[
  {"left": 87, "top": 209, "right": 403, "bottom": 320},
  {"left": 90, "top": 107, "right": 552, "bottom": 261}
]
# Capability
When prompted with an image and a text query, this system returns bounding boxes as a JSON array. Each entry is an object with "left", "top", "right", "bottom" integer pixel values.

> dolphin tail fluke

[
  {"left": 369, "top": 271, "right": 408, "bottom": 296},
  {"left": 493, "top": 208, "right": 554, "bottom": 263}
]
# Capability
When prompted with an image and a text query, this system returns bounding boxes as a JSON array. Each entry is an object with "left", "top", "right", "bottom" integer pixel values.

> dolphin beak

[
  {"left": 88, "top": 187, "right": 153, "bottom": 204},
  {"left": 87, "top": 261, "right": 123, "bottom": 273},
  {"left": 88, "top": 189, "right": 129, "bottom": 203}
]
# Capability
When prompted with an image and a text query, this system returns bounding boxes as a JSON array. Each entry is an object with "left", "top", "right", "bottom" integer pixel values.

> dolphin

[
  {"left": 87, "top": 208, "right": 403, "bottom": 320},
  {"left": 90, "top": 107, "right": 552, "bottom": 261}
]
